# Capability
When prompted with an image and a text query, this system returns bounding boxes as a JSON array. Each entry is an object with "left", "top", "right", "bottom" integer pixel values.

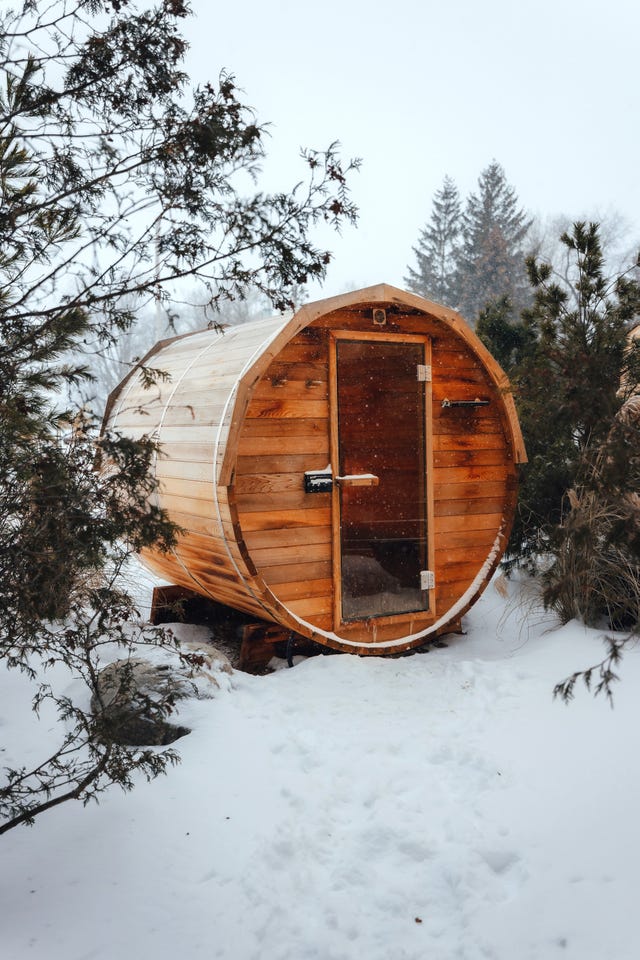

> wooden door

[{"left": 330, "top": 331, "right": 433, "bottom": 626}]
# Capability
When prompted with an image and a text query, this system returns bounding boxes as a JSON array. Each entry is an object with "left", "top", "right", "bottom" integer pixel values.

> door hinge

[
  {"left": 417, "top": 364, "right": 432, "bottom": 382},
  {"left": 420, "top": 570, "right": 435, "bottom": 590}
]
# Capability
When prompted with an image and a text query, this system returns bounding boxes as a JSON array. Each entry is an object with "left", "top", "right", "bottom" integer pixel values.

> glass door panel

[{"left": 335, "top": 338, "right": 429, "bottom": 621}]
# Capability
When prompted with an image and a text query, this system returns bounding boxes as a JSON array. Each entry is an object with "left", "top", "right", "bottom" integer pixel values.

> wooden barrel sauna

[{"left": 103, "top": 284, "right": 527, "bottom": 655}]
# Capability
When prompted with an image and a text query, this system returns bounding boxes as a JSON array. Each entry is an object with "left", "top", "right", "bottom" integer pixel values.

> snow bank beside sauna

[{"left": 3, "top": 574, "right": 640, "bottom": 960}]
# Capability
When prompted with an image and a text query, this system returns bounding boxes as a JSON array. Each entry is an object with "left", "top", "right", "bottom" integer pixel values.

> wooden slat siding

[
  {"left": 436, "top": 582, "right": 481, "bottom": 611},
  {"left": 287, "top": 596, "right": 333, "bottom": 618},
  {"left": 235, "top": 506, "right": 331, "bottom": 532},
  {"left": 433, "top": 448, "right": 510, "bottom": 468},
  {"left": 104, "top": 285, "right": 525, "bottom": 654},
  {"left": 434, "top": 495, "right": 505, "bottom": 517},
  {"left": 154, "top": 399, "right": 236, "bottom": 427},
  {"left": 258, "top": 360, "right": 328, "bottom": 382},
  {"left": 166, "top": 530, "right": 257, "bottom": 573},
  {"left": 158, "top": 336, "right": 284, "bottom": 372},
  {"left": 237, "top": 435, "right": 329, "bottom": 457},
  {"left": 235, "top": 490, "right": 330, "bottom": 513},
  {"left": 434, "top": 480, "right": 508, "bottom": 502},
  {"left": 242, "top": 525, "right": 332, "bottom": 550},
  {"left": 239, "top": 418, "right": 328, "bottom": 438},
  {"left": 432, "top": 351, "right": 485, "bottom": 371},
  {"left": 235, "top": 473, "right": 313, "bottom": 494},
  {"left": 234, "top": 326, "right": 333, "bottom": 627},
  {"left": 236, "top": 453, "right": 330, "bottom": 476},
  {"left": 262, "top": 560, "right": 332, "bottom": 585},
  {"left": 433, "top": 402, "right": 505, "bottom": 425},
  {"left": 435, "top": 527, "right": 504, "bottom": 549},
  {"left": 251, "top": 378, "right": 329, "bottom": 401},
  {"left": 233, "top": 308, "right": 513, "bottom": 643},
  {"left": 250, "top": 541, "right": 332, "bottom": 568},
  {"left": 263, "top": 343, "right": 326, "bottom": 364},
  {"left": 433, "top": 465, "right": 511, "bottom": 485},
  {"left": 437, "top": 559, "right": 505, "bottom": 589},
  {"left": 153, "top": 442, "right": 222, "bottom": 464},
  {"left": 429, "top": 323, "right": 512, "bottom": 627},
  {"left": 434, "top": 512, "right": 505, "bottom": 534},
  {"left": 145, "top": 424, "right": 216, "bottom": 444},
  {"left": 177, "top": 553, "right": 254, "bottom": 582},
  {"left": 157, "top": 479, "right": 222, "bottom": 504},
  {"left": 158, "top": 509, "right": 217, "bottom": 538},
  {"left": 433, "top": 432, "right": 512, "bottom": 451},
  {"left": 156, "top": 459, "right": 215, "bottom": 483},
  {"left": 303, "top": 614, "right": 333, "bottom": 632},
  {"left": 169, "top": 534, "right": 238, "bottom": 563},
  {"left": 146, "top": 372, "right": 239, "bottom": 395},
  {"left": 276, "top": 578, "right": 333, "bottom": 601},
  {"left": 435, "top": 544, "right": 495, "bottom": 567},
  {"left": 168, "top": 553, "right": 247, "bottom": 583},
  {"left": 158, "top": 492, "right": 226, "bottom": 519},
  {"left": 330, "top": 616, "right": 436, "bottom": 646},
  {"left": 138, "top": 554, "right": 267, "bottom": 619},
  {"left": 244, "top": 398, "right": 329, "bottom": 420}
]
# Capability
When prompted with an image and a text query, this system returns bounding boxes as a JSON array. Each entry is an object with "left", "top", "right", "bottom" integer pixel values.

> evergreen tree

[
  {"left": 405, "top": 176, "right": 461, "bottom": 306},
  {"left": 455, "top": 161, "right": 532, "bottom": 322},
  {"left": 510, "top": 222, "right": 640, "bottom": 598},
  {"left": 0, "top": 0, "right": 357, "bottom": 834},
  {"left": 476, "top": 295, "right": 532, "bottom": 373}
]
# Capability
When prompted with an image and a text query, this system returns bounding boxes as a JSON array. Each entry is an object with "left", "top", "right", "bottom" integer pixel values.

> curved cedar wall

[{"left": 103, "top": 285, "right": 526, "bottom": 654}]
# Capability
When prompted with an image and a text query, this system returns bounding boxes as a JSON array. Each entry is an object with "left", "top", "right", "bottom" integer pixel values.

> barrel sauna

[{"left": 103, "top": 284, "right": 527, "bottom": 655}]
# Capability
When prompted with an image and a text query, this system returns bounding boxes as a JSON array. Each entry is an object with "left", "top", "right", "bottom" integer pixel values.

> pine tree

[
  {"left": 455, "top": 162, "right": 532, "bottom": 322},
  {"left": 510, "top": 222, "right": 640, "bottom": 594},
  {"left": 476, "top": 295, "right": 532, "bottom": 373},
  {"left": 405, "top": 176, "right": 461, "bottom": 306}
]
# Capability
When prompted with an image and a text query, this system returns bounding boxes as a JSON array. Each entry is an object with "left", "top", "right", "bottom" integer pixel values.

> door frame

[{"left": 328, "top": 329, "right": 435, "bottom": 631}]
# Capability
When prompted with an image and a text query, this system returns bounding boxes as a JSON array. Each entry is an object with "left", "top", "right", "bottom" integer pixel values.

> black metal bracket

[
  {"left": 441, "top": 398, "right": 490, "bottom": 409},
  {"left": 304, "top": 470, "right": 334, "bottom": 494}
]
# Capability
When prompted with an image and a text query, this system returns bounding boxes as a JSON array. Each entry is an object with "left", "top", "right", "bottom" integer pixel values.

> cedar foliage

[{"left": 0, "top": 0, "right": 358, "bottom": 834}]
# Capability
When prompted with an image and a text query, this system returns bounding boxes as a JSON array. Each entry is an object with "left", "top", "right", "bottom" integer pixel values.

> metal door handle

[{"left": 335, "top": 474, "right": 379, "bottom": 487}]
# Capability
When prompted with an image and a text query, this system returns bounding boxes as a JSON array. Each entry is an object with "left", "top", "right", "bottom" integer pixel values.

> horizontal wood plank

[
  {"left": 245, "top": 398, "right": 329, "bottom": 420},
  {"left": 236, "top": 453, "right": 330, "bottom": 476},
  {"left": 242, "top": 525, "right": 332, "bottom": 550},
  {"left": 237, "top": 435, "right": 329, "bottom": 457},
  {"left": 234, "top": 472, "right": 308, "bottom": 495},
  {"left": 250, "top": 540, "right": 332, "bottom": 568},
  {"left": 287, "top": 595, "right": 333, "bottom": 618},
  {"left": 436, "top": 544, "right": 494, "bottom": 567},
  {"left": 434, "top": 480, "right": 507, "bottom": 501},
  {"left": 433, "top": 464, "right": 515, "bottom": 484},
  {"left": 240, "top": 418, "right": 328, "bottom": 438},
  {"left": 251, "top": 378, "right": 328, "bottom": 401},
  {"left": 237, "top": 507, "right": 331, "bottom": 532},
  {"left": 263, "top": 560, "right": 331, "bottom": 584},
  {"left": 275, "top": 578, "right": 333, "bottom": 601},
  {"left": 434, "top": 496, "right": 505, "bottom": 517},
  {"left": 235, "top": 490, "right": 330, "bottom": 512},
  {"left": 433, "top": 448, "right": 509, "bottom": 468},
  {"left": 433, "top": 432, "right": 509, "bottom": 451}
]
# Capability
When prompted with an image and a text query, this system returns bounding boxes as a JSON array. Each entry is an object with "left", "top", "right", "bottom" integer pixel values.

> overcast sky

[{"left": 184, "top": 0, "right": 640, "bottom": 297}]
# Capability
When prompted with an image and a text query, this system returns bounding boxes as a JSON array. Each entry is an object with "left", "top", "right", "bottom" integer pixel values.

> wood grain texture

[{"left": 103, "top": 286, "right": 526, "bottom": 654}]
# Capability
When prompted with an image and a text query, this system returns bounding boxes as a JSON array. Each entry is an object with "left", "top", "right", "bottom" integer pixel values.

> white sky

[{"left": 184, "top": 0, "right": 640, "bottom": 296}]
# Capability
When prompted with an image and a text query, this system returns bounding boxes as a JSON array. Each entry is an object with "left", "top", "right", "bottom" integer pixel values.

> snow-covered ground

[{"left": 2, "top": 574, "right": 640, "bottom": 960}]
